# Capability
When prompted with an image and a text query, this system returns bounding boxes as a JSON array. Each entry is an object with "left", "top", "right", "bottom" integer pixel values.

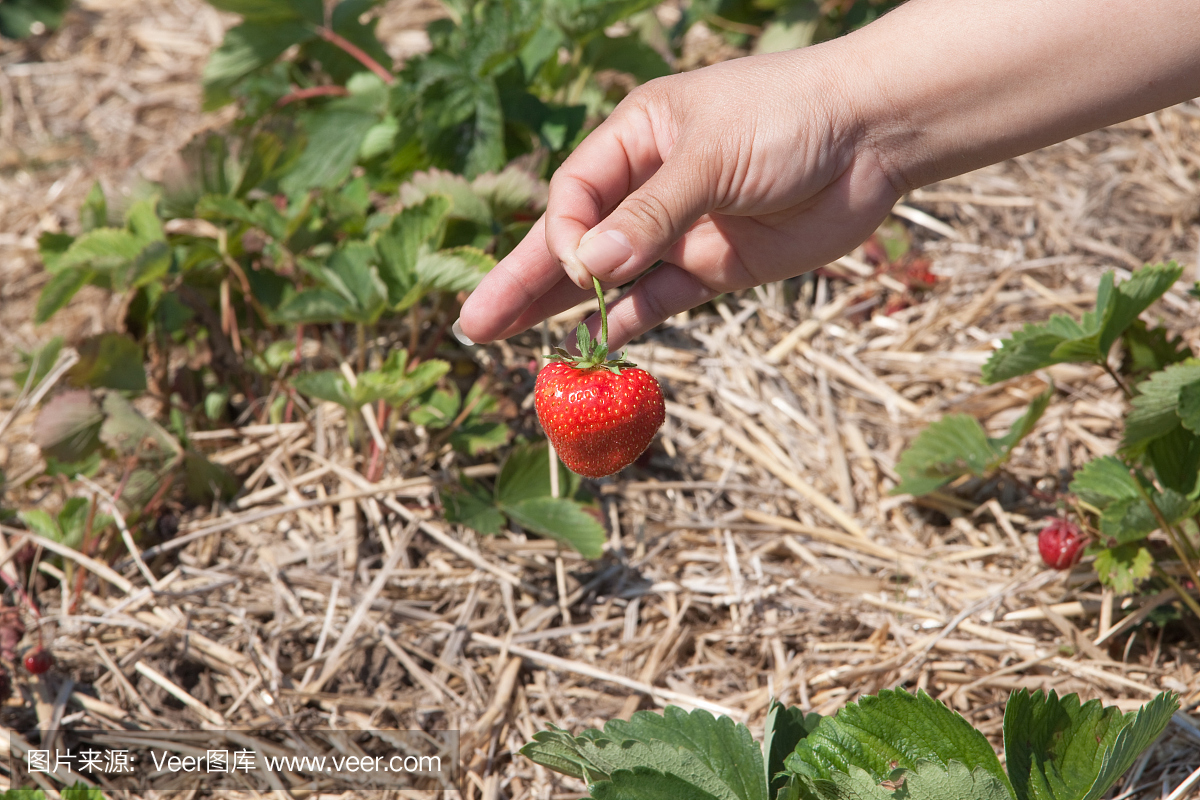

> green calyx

[{"left": 549, "top": 276, "right": 637, "bottom": 374}]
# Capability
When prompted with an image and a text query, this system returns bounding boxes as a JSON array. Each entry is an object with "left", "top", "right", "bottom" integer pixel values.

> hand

[
  {"left": 458, "top": 0, "right": 1200, "bottom": 351},
  {"left": 458, "top": 46, "right": 900, "bottom": 350}
]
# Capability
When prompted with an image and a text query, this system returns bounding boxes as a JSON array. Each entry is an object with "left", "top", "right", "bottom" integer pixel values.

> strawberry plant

[
  {"left": 524, "top": 689, "right": 1177, "bottom": 800},
  {"left": 894, "top": 262, "right": 1200, "bottom": 603},
  {"left": 441, "top": 442, "right": 607, "bottom": 559}
]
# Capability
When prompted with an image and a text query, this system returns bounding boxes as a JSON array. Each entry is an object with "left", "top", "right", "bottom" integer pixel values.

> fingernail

[
  {"left": 451, "top": 318, "right": 474, "bottom": 346},
  {"left": 560, "top": 253, "right": 592, "bottom": 289},
  {"left": 575, "top": 230, "right": 633, "bottom": 276}
]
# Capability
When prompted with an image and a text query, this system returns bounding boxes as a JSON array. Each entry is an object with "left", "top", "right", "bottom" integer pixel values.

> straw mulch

[{"left": 2, "top": 1, "right": 1200, "bottom": 798}]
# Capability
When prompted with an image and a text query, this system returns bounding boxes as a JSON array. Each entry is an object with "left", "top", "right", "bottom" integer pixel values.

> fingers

[
  {"left": 457, "top": 215, "right": 561, "bottom": 343},
  {"left": 546, "top": 91, "right": 717, "bottom": 290},
  {"left": 583, "top": 264, "right": 719, "bottom": 351}
]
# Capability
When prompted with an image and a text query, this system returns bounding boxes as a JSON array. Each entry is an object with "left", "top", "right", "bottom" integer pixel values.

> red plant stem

[
  {"left": 276, "top": 85, "right": 352, "bottom": 107},
  {"left": 314, "top": 26, "right": 394, "bottom": 85},
  {"left": 0, "top": 571, "right": 40, "bottom": 622}
]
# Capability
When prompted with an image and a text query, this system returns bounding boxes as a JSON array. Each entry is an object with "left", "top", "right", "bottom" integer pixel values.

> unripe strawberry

[{"left": 1039, "top": 518, "right": 1085, "bottom": 570}]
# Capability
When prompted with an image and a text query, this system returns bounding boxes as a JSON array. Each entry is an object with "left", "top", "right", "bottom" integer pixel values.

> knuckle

[{"left": 618, "top": 191, "right": 678, "bottom": 241}]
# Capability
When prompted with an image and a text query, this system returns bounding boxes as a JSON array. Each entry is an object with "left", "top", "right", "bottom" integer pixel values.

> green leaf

[
  {"left": 582, "top": 32, "right": 671, "bottom": 82},
  {"left": 1123, "top": 361, "right": 1200, "bottom": 450},
  {"left": 593, "top": 767, "right": 728, "bottom": 800},
  {"left": 99, "top": 393, "right": 183, "bottom": 466},
  {"left": 79, "top": 181, "right": 108, "bottom": 232},
  {"left": 502, "top": 496, "right": 606, "bottom": 558},
  {"left": 442, "top": 478, "right": 506, "bottom": 535},
  {"left": 1068, "top": 456, "right": 1141, "bottom": 509},
  {"left": 273, "top": 289, "right": 357, "bottom": 324},
  {"left": 1120, "top": 320, "right": 1189, "bottom": 378},
  {"left": 360, "top": 116, "right": 400, "bottom": 160},
  {"left": 18, "top": 509, "right": 60, "bottom": 542},
  {"left": 1097, "top": 262, "right": 1183, "bottom": 357},
  {"left": 324, "top": 241, "right": 388, "bottom": 322},
  {"left": 183, "top": 450, "right": 241, "bottom": 504},
  {"left": 785, "top": 689, "right": 1012, "bottom": 798},
  {"left": 1179, "top": 381, "right": 1200, "bottom": 434},
  {"left": 415, "top": 246, "right": 495, "bottom": 294},
  {"left": 15, "top": 337, "right": 64, "bottom": 389},
  {"left": 764, "top": 701, "right": 820, "bottom": 797},
  {"left": 48, "top": 228, "right": 143, "bottom": 274},
  {"left": 203, "top": 21, "right": 315, "bottom": 109},
  {"left": 279, "top": 107, "right": 381, "bottom": 195},
  {"left": 410, "top": 385, "right": 461, "bottom": 428},
  {"left": 37, "top": 231, "right": 74, "bottom": 272},
  {"left": 902, "top": 760, "right": 1013, "bottom": 800},
  {"left": 1145, "top": 429, "right": 1200, "bottom": 496},
  {"left": 1002, "top": 690, "right": 1176, "bottom": 800},
  {"left": 208, "top": 0, "right": 322, "bottom": 23},
  {"left": 69, "top": 333, "right": 147, "bottom": 391},
  {"left": 196, "top": 194, "right": 258, "bottom": 225},
  {"left": 988, "top": 382, "right": 1054, "bottom": 454},
  {"left": 35, "top": 266, "right": 91, "bottom": 323},
  {"left": 376, "top": 194, "right": 452, "bottom": 306},
  {"left": 524, "top": 706, "right": 768, "bottom": 800},
  {"left": 292, "top": 371, "right": 356, "bottom": 409},
  {"left": 398, "top": 170, "right": 492, "bottom": 226},
  {"left": 55, "top": 497, "right": 92, "bottom": 550},
  {"left": 981, "top": 318, "right": 1079, "bottom": 384},
  {"left": 1092, "top": 545, "right": 1154, "bottom": 594},
  {"left": 60, "top": 783, "right": 107, "bottom": 800},
  {"left": 496, "top": 441, "right": 579, "bottom": 505},
  {"left": 356, "top": 353, "right": 451, "bottom": 407},
  {"left": 31, "top": 391, "right": 103, "bottom": 462},
  {"left": 892, "top": 415, "right": 993, "bottom": 496}
]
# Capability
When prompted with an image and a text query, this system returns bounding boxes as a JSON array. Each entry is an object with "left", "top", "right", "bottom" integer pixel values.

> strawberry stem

[{"left": 593, "top": 276, "right": 608, "bottom": 351}]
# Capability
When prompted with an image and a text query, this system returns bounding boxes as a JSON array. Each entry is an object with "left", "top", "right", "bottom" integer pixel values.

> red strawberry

[
  {"left": 1039, "top": 518, "right": 1085, "bottom": 570},
  {"left": 535, "top": 279, "right": 665, "bottom": 478},
  {"left": 24, "top": 647, "right": 52, "bottom": 675}
]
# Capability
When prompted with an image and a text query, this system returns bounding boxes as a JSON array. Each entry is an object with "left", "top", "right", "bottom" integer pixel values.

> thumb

[{"left": 554, "top": 147, "right": 715, "bottom": 288}]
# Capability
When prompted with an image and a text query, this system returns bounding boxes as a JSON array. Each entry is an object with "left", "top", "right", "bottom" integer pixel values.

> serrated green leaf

[
  {"left": 891, "top": 415, "right": 994, "bottom": 496},
  {"left": 356, "top": 353, "right": 451, "bottom": 407},
  {"left": 981, "top": 320, "right": 1074, "bottom": 384},
  {"left": 398, "top": 170, "right": 492, "bottom": 225},
  {"left": 1092, "top": 545, "right": 1154, "bottom": 594},
  {"left": 203, "top": 21, "right": 315, "bottom": 108},
  {"left": 360, "top": 116, "right": 399, "bottom": 160},
  {"left": 521, "top": 727, "right": 613, "bottom": 782},
  {"left": 988, "top": 382, "right": 1054, "bottom": 454},
  {"left": 1067, "top": 456, "right": 1140, "bottom": 509},
  {"left": 18, "top": 509, "right": 60, "bottom": 542},
  {"left": 376, "top": 195, "right": 451, "bottom": 306},
  {"left": 279, "top": 108, "right": 380, "bottom": 195},
  {"left": 1120, "top": 320, "right": 1190, "bottom": 378},
  {"left": 410, "top": 384, "right": 461, "bottom": 428},
  {"left": 1097, "top": 262, "right": 1183, "bottom": 356},
  {"left": 1123, "top": 361, "right": 1200, "bottom": 449},
  {"left": 31, "top": 391, "right": 103, "bottom": 462},
  {"left": 902, "top": 760, "right": 1013, "bottom": 800},
  {"left": 414, "top": 246, "right": 494, "bottom": 294},
  {"left": 323, "top": 241, "right": 388, "bottom": 322},
  {"left": 802, "top": 765, "right": 895, "bottom": 800},
  {"left": 785, "top": 689, "right": 1012, "bottom": 798},
  {"left": 1146, "top": 426, "right": 1200, "bottom": 497},
  {"left": 442, "top": 478, "right": 506, "bottom": 535},
  {"left": 1179, "top": 382, "right": 1200, "bottom": 434},
  {"left": 292, "top": 371, "right": 356, "bottom": 409},
  {"left": 47, "top": 228, "right": 143, "bottom": 274},
  {"left": 79, "top": 181, "right": 107, "bottom": 232},
  {"left": 764, "top": 701, "right": 820, "bottom": 797},
  {"left": 183, "top": 450, "right": 240, "bottom": 504},
  {"left": 601, "top": 707, "right": 769, "bottom": 800},
  {"left": 60, "top": 783, "right": 107, "bottom": 800},
  {"left": 496, "top": 441, "right": 579, "bottom": 505},
  {"left": 69, "top": 333, "right": 147, "bottom": 391},
  {"left": 208, "top": 0, "right": 321, "bottom": 22},
  {"left": 593, "top": 767, "right": 728, "bottom": 800},
  {"left": 99, "top": 392, "right": 182, "bottom": 466},
  {"left": 15, "top": 337, "right": 64, "bottom": 389},
  {"left": 196, "top": 194, "right": 258, "bottom": 225},
  {"left": 273, "top": 289, "right": 357, "bottom": 324},
  {"left": 502, "top": 496, "right": 606, "bottom": 558},
  {"left": 55, "top": 496, "right": 92, "bottom": 550},
  {"left": 35, "top": 267, "right": 92, "bottom": 323},
  {"left": 470, "top": 164, "right": 547, "bottom": 218},
  {"left": 38, "top": 231, "right": 74, "bottom": 272},
  {"left": 1002, "top": 690, "right": 1176, "bottom": 800}
]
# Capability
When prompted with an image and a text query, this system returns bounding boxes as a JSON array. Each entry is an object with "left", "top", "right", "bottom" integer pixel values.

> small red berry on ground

[
  {"left": 24, "top": 647, "right": 53, "bottom": 675},
  {"left": 1039, "top": 518, "right": 1085, "bottom": 570}
]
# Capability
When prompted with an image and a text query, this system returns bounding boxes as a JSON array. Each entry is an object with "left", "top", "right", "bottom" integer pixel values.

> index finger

[{"left": 545, "top": 96, "right": 667, "bottom": 287}]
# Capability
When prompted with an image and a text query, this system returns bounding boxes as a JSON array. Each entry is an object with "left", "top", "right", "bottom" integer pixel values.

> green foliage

[
  {"left": 981, "top": 263, "right": 1183, "bottom": 384},
  {"left": 291, "top": 349, "right": 450, "bottom": 411},
  {"left": 897, "top": 262, "right": 1200, "bottom": 601},
  {"left": 442, "top": 442, "right": 606, "bottom": 557},
  {"left": 524, "top": 689, "right": 1177, "bottom": 800},
  {"left": 410, "top": 381, "right": 510, "bottom": 455},
  {"left": 0, "top": 0, "right": 70, "bottom": 39},
  {"left": 892, "top": 383, "right": 1052, "bottom": 496}
]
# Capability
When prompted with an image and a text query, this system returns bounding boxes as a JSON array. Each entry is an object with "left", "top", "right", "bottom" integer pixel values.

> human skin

[{"left": 458, "top": 0, "right": 1200, "bottom": 350}]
